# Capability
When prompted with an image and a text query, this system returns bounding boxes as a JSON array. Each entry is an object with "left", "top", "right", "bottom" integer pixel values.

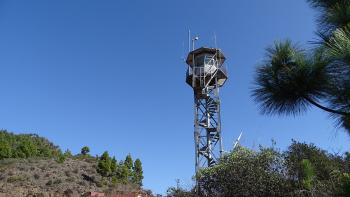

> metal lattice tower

[{"left": 185, "top": 47, "right": 228, "bottom": 184}]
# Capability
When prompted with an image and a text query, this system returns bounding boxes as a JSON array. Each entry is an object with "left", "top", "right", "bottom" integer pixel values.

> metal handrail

[{"left": 187, "top": 52, "right": 226, "bottom": 89}]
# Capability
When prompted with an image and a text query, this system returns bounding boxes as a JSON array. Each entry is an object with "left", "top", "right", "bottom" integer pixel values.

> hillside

[
  {"left": 0, "top": 131, "right": 61, "bottom": 160},
  {"left": 0, "top": 131, "right": 149, "bottom": 197}
]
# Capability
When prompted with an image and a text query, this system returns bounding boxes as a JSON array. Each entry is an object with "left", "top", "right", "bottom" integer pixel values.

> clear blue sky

[{"left": 0, "top": 0, "right": 349, "bottom": 195}]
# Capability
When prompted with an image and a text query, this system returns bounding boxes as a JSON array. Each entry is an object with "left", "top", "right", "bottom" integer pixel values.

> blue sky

[{"left": 0, "top": 0, "right": 349, "bottom": 195}]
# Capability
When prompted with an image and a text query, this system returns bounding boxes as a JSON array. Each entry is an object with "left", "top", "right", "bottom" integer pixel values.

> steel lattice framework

[
  {"left": 194, "top": 85, "right": 223, "bottom": 170},
  {"left": 185, "top": 47, "right": 228, "bottom": 188}
]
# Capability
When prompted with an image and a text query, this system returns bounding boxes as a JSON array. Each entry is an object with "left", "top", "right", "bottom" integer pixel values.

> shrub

[
  {"left": 177, "top": 141, "right": 350, "bottom": 196},
  {"left": 7, "top": 175, "right": 26, "bottom": 183},
  {"left": 81, "top": 146, "right": 90, "bottom": 155},
  {"left": 46, "top": 180, "right": 53, "bottom": 186},
  {"left": 33, "top": 174, "right": 40, "bottom": 180}
]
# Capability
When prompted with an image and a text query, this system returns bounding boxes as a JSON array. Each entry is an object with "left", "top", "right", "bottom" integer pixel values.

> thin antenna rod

[
  {"left": 182, "top": 41, "right": 186, "bottom": 62},
  {"left": 188, "top": 29, "right": 191, "bottom": 52},
  {"left": 214, "top": 32, "right": 217, "bottom": 49}
]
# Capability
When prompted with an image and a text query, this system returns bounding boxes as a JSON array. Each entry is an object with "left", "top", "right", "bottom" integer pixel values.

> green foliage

[
  {"left": 116, "top": 162, "right": 130, "bottom": 183},
  {"left": 307, "top": 0, "right": 350, "bottom": 34},
  {"left": 197, "top": 147, "right": 291, "bottom": 196},
  {"left": 56, "top": 153, "right": 66, "bottom": 164},
  {"left": 63, "top": 149, "right": 72, "bottom": 158},
  {"left": 252, "top": 0, "right": 350, "bottom": 133},
  {"left": 0, "top": 140, "right": 12, "bottom": 159},
  {"left": 167, "top": 187, "right": 196, "bottom": 197},
  {"left": 124, "top": 154, "right": 133, "bottom": 170},
  {"left": 97, "top": 151, "right": 112, "bottom": 176},
  {"left": 301, "top": 159, "right": 315, "bottom": 190},
  {"left": 252, "top": 41, "right": 329, "bottom": 116},
  {"left": 340, "top": 173, "right": 350, "bottom": 196},
  {"left": 0, "top": 130, "right": 61, "bottom": 160},
  {"left": 132, "top": 159, "right": 144, "bottom": 186},
  {"left": 81, "top": 146, "right": 90, "bottom": 155},
  {"left": 285, "top": 141, "right": 344, "bottom": 182},
  {"left": 96, "top": 151, "right": 143, "bottom": 186},
  {"left": 111, "top": 156, "right": 117, "bottom": 173},
  {"left": 177, "top": 141, "right": 350, "bottom": 196}
]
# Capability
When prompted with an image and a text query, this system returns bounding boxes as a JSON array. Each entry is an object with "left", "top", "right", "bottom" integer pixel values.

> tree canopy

[
  {"left": 252, "top": 0, "right": 350, "bottom": 133},
  {"left": 80, "top": 146, "right": 90, "bottom": 155},
  {"left": 96, "top": 152, "right": 144, "bottom": 186},
  {"left": 168, "top": 141, "right": 350, "bottom": 197},
  {"left": 0, "top": 130, "right": 61, "bottom": 160}
]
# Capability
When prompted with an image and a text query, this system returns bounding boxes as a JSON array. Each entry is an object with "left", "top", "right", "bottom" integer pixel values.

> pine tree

[
  {"left": 252, "top": 0, "right": 350, "bottom": 134},
  {"left": 124, "top": 154, "right": 133, "bottom": 170},
  {"left": 124, "top": 154, "right": 134, "bottom": 181},
  {"left": 116, "top": 161, "right": 129, "bottom": 183},
  {"left": 132, "top": 158, "right": 144, "bottom": 186},
  {"left": 97, "top": 151, "right": 112, "bottom": 177},
  {"left": 111, "top": 156, "right": 117, "bottom": 173}
]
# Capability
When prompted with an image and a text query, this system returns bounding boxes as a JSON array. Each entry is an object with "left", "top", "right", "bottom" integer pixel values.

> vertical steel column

[{"left": 194, "top": 84, "right": 223, "bottom": 185}]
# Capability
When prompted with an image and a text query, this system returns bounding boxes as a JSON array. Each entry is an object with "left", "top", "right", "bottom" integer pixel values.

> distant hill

[
  {"left": 0, "top": 130, "right": 61, "bottom": 159},
  {"left": 0, "top": 130, "right": 150, "bottom": 197}
]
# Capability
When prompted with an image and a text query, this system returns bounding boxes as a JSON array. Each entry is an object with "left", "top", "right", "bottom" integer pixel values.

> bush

[
  {"left": 56, "top": 153, "right": 66, "bottom": 163},
  {"left": 33, "top": 174, "right": 40, "bottom": 180},
  {"left": 174, "top": 141, "right": 350, "bottom": 196},
  {"left": 46, "top": 180, "right": 53, "bottom": 186},
  {"left": 81, "top": 146, "right": 90, "bottom": 155},
  {"left": 53, "top": 179, "right": 62, "bottom": 184},
  {"left": 7, "top": 175, "right": 27, "bottom": 183}
]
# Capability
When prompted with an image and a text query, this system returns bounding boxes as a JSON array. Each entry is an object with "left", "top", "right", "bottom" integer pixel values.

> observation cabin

[{"left": 186, "top": 47, "right": 228, "bottom": 91}]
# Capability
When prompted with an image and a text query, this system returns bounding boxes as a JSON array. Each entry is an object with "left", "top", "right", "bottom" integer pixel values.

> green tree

[
  {"left": 252, "top": 0, "right": 350, "bottom": 134},
  {"left": 124, "top": 154, "right": 133, "bottom": 170},
  {"left": 115, "top": 161, "right": 129, "bottom": 183},
  {"left": 97, "top": 151, "right": 112, "bottom": 177},
  {"left": 124, "top": 154, "right": 133, "bottom": 181},
  {"left": 284, "top": 140, "right": 344, "bottom": 182},
  {"left": 111, "top": 156, "right": 117, "bottom": 173},
  {"left": 132, "top": 158, "right": 144, "bottom": 186},
  {"left": 81, "top": 146, "right": 90, "bottom": 155}
]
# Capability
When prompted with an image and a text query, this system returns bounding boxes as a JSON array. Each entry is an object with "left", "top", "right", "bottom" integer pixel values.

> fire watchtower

[{"left": 185, "top": 47, "right": 228, "bottom": 176}]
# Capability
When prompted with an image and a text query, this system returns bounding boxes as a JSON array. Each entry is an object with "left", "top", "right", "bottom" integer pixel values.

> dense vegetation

[
  {"left": 167, "top": 141, "right": 350, "bottom": 196},
  {"left": 252, "top": 0, "right": 350, "bottom": 133},
  {"left": 96, "top": 151, "right": 144, "bottom": 186},
  {"left": 0, "top": 130, "right": 61, "bottom": 159},
  {"left": 0, "top": 130, "right": 144, "bottom": 190}
]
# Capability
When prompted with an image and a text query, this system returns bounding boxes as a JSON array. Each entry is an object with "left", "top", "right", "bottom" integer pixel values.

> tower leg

[{"left": 194, "top": 85, "right": 223, "bottom": 192}]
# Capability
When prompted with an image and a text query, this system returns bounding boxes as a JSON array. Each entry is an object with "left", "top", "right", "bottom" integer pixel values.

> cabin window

[{"left": 194, "top": 55, "right": 205, "bottom": 67}]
